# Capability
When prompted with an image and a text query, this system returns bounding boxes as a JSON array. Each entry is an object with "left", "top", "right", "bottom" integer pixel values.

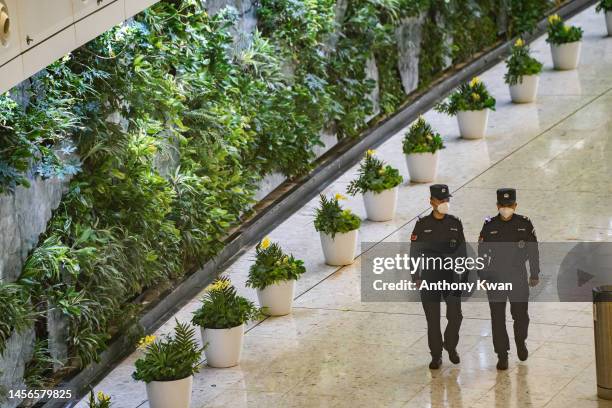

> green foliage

[
  {"left": 246, "top": 240, "right": 306, "bottom": 290},
  {"left": 192, "top": 277, "right": 261, "bottom": 329},
  {"left": 314, "top": 194, "right": 361, "bottom": 237},
  {"left": 507, "top": 0, "right": 554, "bottom": 37},
  {"left": 132, "top": 321, "right": 203, "bottom": 383},
  {"left": 346, "top": 152, "right": 403, "bottom": 195},
  {"left": 402, "top": 116, "right": 445, "bottom": 154},
  {"left": 504, "top": 39, "right": 543, "bottom": 85},
  {"left": 0, "top": 283, "right": 36, "bottom": 355},
  {"left": 596, "top": 0, "right": 612, "bottom": 12},
  {"left": 546, "top": 14, "right": 583, "bottom": 44},
  {"left": 435, "top": 78, "right": 496, "bottom": 116},
  {"left": 88, "top": 391, "right": 112, "bottom": 408}
]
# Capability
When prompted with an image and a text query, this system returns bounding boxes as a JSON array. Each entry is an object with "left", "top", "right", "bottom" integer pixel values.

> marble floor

[{"left": 77, "top": 5, "right": 612, "bottom": 408}]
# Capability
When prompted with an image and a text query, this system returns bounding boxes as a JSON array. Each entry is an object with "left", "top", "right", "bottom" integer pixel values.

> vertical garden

[{"left": 0, "top": 0, "right": 557, "bottom": 398}]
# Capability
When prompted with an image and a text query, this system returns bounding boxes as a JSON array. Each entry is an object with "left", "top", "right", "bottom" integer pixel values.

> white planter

[
  {"left": 404, "top": 151, "right": 440, "bottom": 183},
  {"left": 363, "top": 187, "right": 398, "bottom": 222},
  {"left": 319, "top": 229, "right": 358, "bottom": 266},
  {"left": 457, "top": 109, "right": 489, "bottom": 139},
  {"left": 509, "top": 74, "right": 539, "bottom": 103},
  {"left": 550, "top": 41, "right": 581, "bottom": 70},
  {"left": 202, "top": 324, "right": 244, "bottom": 368},
  {"left": 606, "top": 11, "right": 612, "bottom": 36},
  {"left": 257, "top": 279, "right": 296, "bottom": 316},
  {"left": 146, "top": 376, "right": 193, "bottom": 408}
]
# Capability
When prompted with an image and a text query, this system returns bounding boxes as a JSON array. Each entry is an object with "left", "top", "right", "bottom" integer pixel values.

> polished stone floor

[{"left": 77, "top": 5, "right": 612, "bottom": 408}]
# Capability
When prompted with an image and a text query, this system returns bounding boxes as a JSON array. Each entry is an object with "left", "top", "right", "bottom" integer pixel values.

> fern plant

[
  {"left": 132, "top": 321, "right": 203, "bottom": 383},
  {"left": 192, "top": 277, "right": 261, "bottom": 329},
  {"left": 314, "top": 194, "right": 361, "bottom": 238},
  {"left": 402, "top": 117, "right": 445, "bottom": 154},
  {"left": 246, "top": 238, "right": 306, "bottom": 290},
  {"left": 346, "top": 151, "right": 403, "bottom": 195}
]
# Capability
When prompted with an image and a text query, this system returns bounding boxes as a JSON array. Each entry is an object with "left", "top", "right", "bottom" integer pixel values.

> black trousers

[
  {"left": 488, "top": 295, "right": 529, "bottom": 356},
  {"left": 421, "top": 291, "right": 463, "bottom": 358}
]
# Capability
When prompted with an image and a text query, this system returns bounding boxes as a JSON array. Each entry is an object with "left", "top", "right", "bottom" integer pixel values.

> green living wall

[{"left": 0, "top": 0, "right": 555, "bottom": 394}]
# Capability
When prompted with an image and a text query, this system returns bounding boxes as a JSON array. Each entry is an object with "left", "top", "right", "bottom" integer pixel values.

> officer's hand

[{"left": 529, "top": 278, "right": 539, "bottom": 287}]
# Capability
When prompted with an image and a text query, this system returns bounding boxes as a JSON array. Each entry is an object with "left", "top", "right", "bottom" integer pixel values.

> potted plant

[
  {"left": 192, "top": 277, "right": 261, "bottom": 368},
  {"left": 88, "top": 391, "right": 112, "bottom": 408},
  {"left": 132, "top": 322, "right": 203, "bottom": 408},
  {"left": 346, "top": 150, "right": 403, "bottom": 221},
  {"left": 596, "top": 0, "right": 612, "bottom": 36},
  {"left": 435, "top": 77, "right": 496, "bottom": 139},
  {"left": 402, "top": 117, "right": 445, "bottom": 183},
  {"left": 546, "top": 14, "right": 583, "bottom": 70},
  {"left": 246, "top": 237, "right": 306, "bottom": 316},
  {"left": 314, "top": 194, "right": 361, "bottom": 266},
  {"left": 505, "top": 38, "right": 543, "bottom": 103}
]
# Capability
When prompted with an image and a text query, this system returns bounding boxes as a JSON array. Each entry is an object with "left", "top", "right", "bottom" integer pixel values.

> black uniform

[
  {"left": 478, "top": 190, "right": 540, "bottom": 358},
  {"left": 410, "top": 194, "right": 467, "bottom": 359}
]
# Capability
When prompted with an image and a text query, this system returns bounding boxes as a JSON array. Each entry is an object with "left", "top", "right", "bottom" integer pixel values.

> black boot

[
  {"left": 447, "top": 349, "right": 460, "bottom": 364},
  {"left": 496, "top": 354, "right": 509, "bottom": 370},
  {"left": 517, "top": 342, "right": 528, "bottom": 361},
  {"left": 429, "top": 356, "right": 442, "bottom": 369}
]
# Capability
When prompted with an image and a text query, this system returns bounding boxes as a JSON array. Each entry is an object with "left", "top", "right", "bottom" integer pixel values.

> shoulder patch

[{"left": 484, "top": 216, "right": 493, "bottom": 223}]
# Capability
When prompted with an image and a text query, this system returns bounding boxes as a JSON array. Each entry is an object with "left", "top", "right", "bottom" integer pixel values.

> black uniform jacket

[{"left": 409, "top": 212, "right": 467, "bottom": 284}]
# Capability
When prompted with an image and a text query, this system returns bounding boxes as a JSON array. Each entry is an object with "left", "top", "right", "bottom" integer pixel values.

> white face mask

[
  {"left": 499, "top": 207, "right": 515, "bottom": 219},
  {"left": 436, "top": 202, "right": 450, "bottom": 215}
]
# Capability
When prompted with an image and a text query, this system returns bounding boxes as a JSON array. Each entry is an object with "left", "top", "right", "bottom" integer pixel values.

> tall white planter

[
  {"left": 606, "top": 11, "right": 612, "bottom": 36},
  {"left": 405, "top": 151, "right": 440, "bottom": 183},
  {"left": 320, "top": 229, "right": 358, "bottom": 266},
  {"left": 146, "top": 376, "right": 193, "bottom": 408},
  {"left": 257, "top": 279, "right": 296, "bottom": 316},
  {"left": 550, "top": 41, "right": 581, "bottom": 70},
  {"left": 509, "top": 74, "right": 539, "bottom": 103},
  {"left": 202, "top": 324, "right": 244, "bottom": 368},
  {"left": 363, "top": 187, "right": 398, "bottom": 222},
  {"left": 457, "top": 109, "right": 489, "bottom": 139}
]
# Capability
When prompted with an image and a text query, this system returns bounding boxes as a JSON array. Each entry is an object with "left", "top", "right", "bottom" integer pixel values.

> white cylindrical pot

[
  {"left": 457, "top": 109, "right": 489, "bottom": 139},
  {"left": 404, "top": 151, "right": 440, "bottom": 183},
  {"left": 319, "top": 229, "right": 358, "bottom": 266},
  {"left": 606, "top": 11, "right": 612, "bottom": 36},
  {"left": 550, "top": 41, "right": 581, "bottom": 70},
  {"left": 146, "top": 376, "right": 193, "bottom": 408},
  {"left": 363, "top": 187, "right": 398, "bottom": 222},
  {"left": 509, "top": 74, "right": 539, "bottom": 103},
  {"left": 202, "top": 324, "right": 244, "bottom": 368},
  {"left": 257, "top": 279, "right": 296, "bottom": 316}
]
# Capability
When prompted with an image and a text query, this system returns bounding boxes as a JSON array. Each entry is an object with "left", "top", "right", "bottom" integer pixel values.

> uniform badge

[
  {"left": 490, "top": 230, "right": 498, "bottom": 234},
  {"left": 450, "top": 227, "right": 458, "bottom": 231},
  {"left": 518, "top": 228, "right": 525, "bottom": 232},
  {"left": 424, "top": 229, "right": 432, "bottom": 233},
  {"left": 504, "top": 193, "right": 509, "bottom": 198},
  {"left": 518, "top": 240, "right": 525, "bottom": 248}
]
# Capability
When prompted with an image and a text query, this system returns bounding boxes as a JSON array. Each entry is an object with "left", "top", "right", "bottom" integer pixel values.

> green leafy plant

[
  {"left": 504, "top": 38, "right": 543, "bottom": 85},
  {"left": 314, "top": 194, "right": 361, "bottom": 237},
  {"left": 402, "top": 117, "right": 445, "bottom": 154},
  {"left": 546, "top": 14, "right": 583, "bottom": 44},
  {"left": 246, "top": 238, "right": 306, "bottom": 290},
  {"left": 0, "top": 283, "right": 36, "bottom": 355},
  {"left": 132, "top": 321, "right": 203, "bottom": 383},
  {"left": 346, "top": 151, "right": 403, "bottom": 195},
  {"left": 596, "top": 0, "right": 612, "bottom": 12},
  {"left": 435, "top": 77, "right": 496, "bottom": 116},
  {"left": 192, "top": 277, "right": 261, "bottom": 329},
  {"left": 88, "top": 390, "right": 112, "bottom": 408}
]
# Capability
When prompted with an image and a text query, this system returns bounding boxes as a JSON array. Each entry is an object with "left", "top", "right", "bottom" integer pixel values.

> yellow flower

[
  {"left": 563, "top": 24, "right": 569, "bottom": 32},
  {"left": 137, "top": 335, "right": 156, "bottom": 351},
  {"left": 208, "top": 278, "right": 231, "bottom": 292},
  {"left": 548, "top": 14, "right": 561, "bottom": 24},
  {"left": 471, "top": 93, "right": 481, "bottom": 101},
  {"left": 97, "top": 391, "right": 111, "bottom": 402},
  {"left": 260, "top": 236, "right": 271, "bottom": 249},
  {"left": 469, "top": 77, "right": 481, "bottom": 87},
  {"left": 378, "top": 168, "right": 386, "bottom": 175},
  {"left": 335, "top": 193, "right": 347, "bottom": 201},
  {"left": 366, "top": 149, "right": 376, "bottom": 156},
  {"left": 514, "top": 38, "right": 524, "bottom": 47}
]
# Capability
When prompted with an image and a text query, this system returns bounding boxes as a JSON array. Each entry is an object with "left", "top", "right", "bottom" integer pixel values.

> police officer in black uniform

[
  {"left": 478, "top": 188, "right": 540, "bottom": 370},
  {"left": 410, "top": 184, "right": 467, "bottom": 369}
]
